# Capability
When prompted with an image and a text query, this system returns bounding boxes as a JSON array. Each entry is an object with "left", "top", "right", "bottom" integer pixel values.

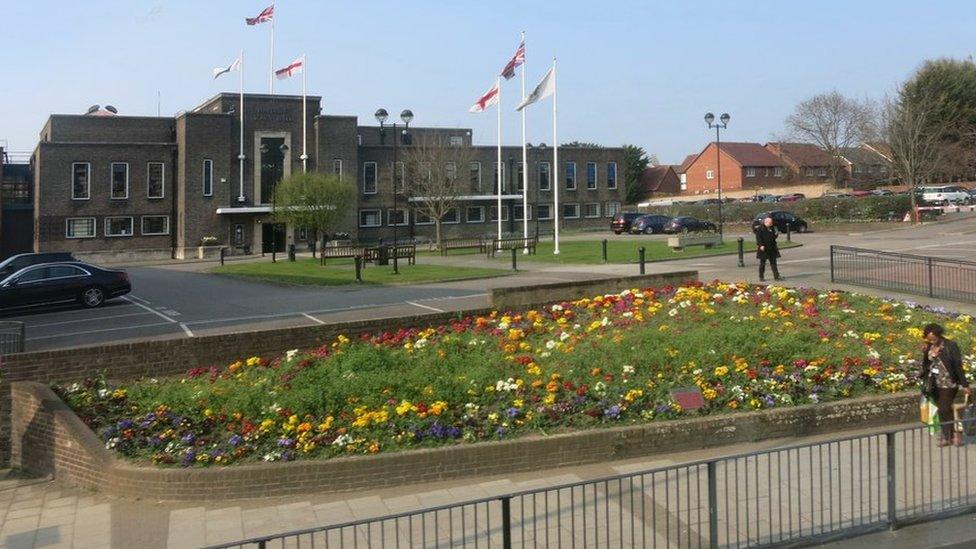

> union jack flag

[
  {"left": 500, "top": 40, "right": 525, "bottom": 80},
  {"left": 246, "top": 5, "right": 274, "bottom": 25}
]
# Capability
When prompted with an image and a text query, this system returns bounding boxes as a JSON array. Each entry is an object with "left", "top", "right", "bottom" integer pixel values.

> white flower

[
  {"left": 668, "top": 309, "right": 679, "bottom": 317},
  {"left": 560, "top": 332, "right": 571, "bottom": 342},
  {"left": 415, "top": 338, "right": 428, "bottom": 349},
  {"left": 551, "top": 304, "right": 563, "bottom": 312},
  {"left": 332, "top": 434, "right": 354, "bottom": 447},
  {"left": 285, "top": 349, "right": 299, "bottom": 361},
  {"left": 98, "top": 388, "right": 110, "bottom": 398},
  {"left": 540, "top": 351, "right": 551, "bottom": 358},
  {"left": 622, "top": 312, "right": 633, "bottom": 318},
  {"left": 623, "top": 365, "right": 635, "bottom": 374},
  {"left": 600, "top": 317, "right": 610, "bottom": 327},
  {"left": 546, "top": 340, "right": 557, "bottom": 350}
]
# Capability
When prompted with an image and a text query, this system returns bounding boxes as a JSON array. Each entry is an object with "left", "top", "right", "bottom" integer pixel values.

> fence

[
  {"left": 205, "top": 419, "right": 976, "bottom": 548},
  {"left": 0, "top": 321, "right": 25, "bottom": 355},
  {"left": 830, "top": 245, "right": 976, "bottom": 303}
]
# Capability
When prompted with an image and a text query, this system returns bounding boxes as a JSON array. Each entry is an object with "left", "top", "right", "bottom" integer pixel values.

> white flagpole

[
  {"left": 552, "top": 58, "right": 560, "bottom": 255},
  {"left": 269, "top": 12, "right": 275, "bottom": 93},
  {"left": 238, "top": 50, "right": 246, "bottom": 202},
  {"left": 496, "top": 76, "right": 503, "bottom": 243},
  {"left": 301, "top": 54, "right": 308, "bottom": 173},
  {"left": 520, "top": 31, "right": 529, "bottom": 253}
]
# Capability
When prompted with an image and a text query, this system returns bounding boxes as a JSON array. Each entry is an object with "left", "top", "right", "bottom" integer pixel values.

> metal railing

[
  {"left": 206, "top": 419, "right": 976, "bottom": 548},
  {"left": 830, "top": 245, "right": 976, "bottom": 303},
  {"left": 0, "top": 321, "right": 25, "bottom": 355}
]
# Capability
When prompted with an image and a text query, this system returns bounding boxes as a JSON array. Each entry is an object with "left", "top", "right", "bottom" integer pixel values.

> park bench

[
  {"left": 320, "top": 244, "right": 365, "bottom": 263},
  {"left": 667, "top": 234, "right": 722, "bottom": 251},
  {"left": 359, "top": 244, "right": 416, "bottom": 267},
  {"left": 439, "top": 237, "right": 487, "bottom": 256},
  {"left": 488, "top": 236, "right": 538, "bottom": 258}
]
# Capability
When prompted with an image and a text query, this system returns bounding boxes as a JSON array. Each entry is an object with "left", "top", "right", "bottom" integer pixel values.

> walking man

[{"left": 755, "top": 216, "right": 782, "bottom": 282}]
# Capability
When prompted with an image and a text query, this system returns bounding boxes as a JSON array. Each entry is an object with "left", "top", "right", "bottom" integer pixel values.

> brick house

[
  {"left": 676, "top": 154, "right": 697, "bottom": 192},
  {"left": 640, "top": 165, "right": 681, "bottom": 198},
  {"left": 764, "top": 142, "right": 837, "bottom": 183},
  {"left": 838, "top": 145, "right": 893, "bottom": 187},
  {"left": 681, "top": 142, "right": 785, "bottom": 194}
]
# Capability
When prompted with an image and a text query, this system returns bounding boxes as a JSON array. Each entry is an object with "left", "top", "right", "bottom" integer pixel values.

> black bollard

[
  {"left": 602, "top": 239, "right": 608, "bottom": 263},
  {"left": 511, "top": 247, "right": 518, "bottom": 271},
  {"left": 737, "top": 237, "right": 745, "bottom": 268},
  {"left": 287, "top": 243, "right": 296, "bottom": 262},
  {"left": 639, "top": 246, "right": 646, "bottom": 275},
  {"left": 220, "top": 247, "right": 226, "bottom": 266},
  {"left": 354, "top": 256, "right": 363, "bottom": 283},
  {"left": 786, "top": 223, "right": 792, "bottom": 242}
]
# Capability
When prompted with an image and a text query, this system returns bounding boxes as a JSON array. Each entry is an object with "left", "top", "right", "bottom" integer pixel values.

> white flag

[
  {"left": 212, "top": 56, "right": 242, "bottom": 79},
  {"left": 515, "top": 66, "right": 555, "bottom": 111}
]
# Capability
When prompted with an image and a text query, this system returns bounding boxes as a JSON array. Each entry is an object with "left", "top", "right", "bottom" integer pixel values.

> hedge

[{"left": 642, "top": 196, "right": 911, "bottom": 223}]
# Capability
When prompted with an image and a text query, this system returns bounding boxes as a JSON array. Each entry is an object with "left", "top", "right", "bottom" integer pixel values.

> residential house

[
  {"left": 676, "top": 154, "right": 697, "bottom": 192},
  {"left": 640, "top": 165, "right": 681, "bottom": 199},
  {"left": 838, "top": 145, "right": 892, "bottom": 187},
  {"left": 682, "top": 142, "right": 785, "bottom": 194},
  {"left": 764, "top": 142, "right": 838, "bottom": 183}
]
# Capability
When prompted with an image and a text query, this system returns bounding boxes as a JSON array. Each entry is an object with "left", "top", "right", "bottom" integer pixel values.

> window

[
  {"left": 466, "top": 206, "right": 485, "bottom": 223},
  {"left": 147, "top": 162, "right": 165, "bottom": 198},
  {"left": 746, "top": 167, "right": 756, "bottom": 178},
  {"left": 387, "top": 208, "right": 409, "bottom": 226},
  {"left": 71, "top": 162, "right": 91, "bottom": 200},
  {"left": 515, "top": 163, "right": 525, "bottom": 192},
  {"left": 234, "top": 224, "right": 245, "bottom": 245},
  {"left": 493, "top": 162, "right": 506, "bottom": 193},
  {"left": 489, "top": 205, "right": 509, "bottom": 222},
  {"left": 297, "top": 227, "right": 308, "bottom": 241},
  {"left": 415, "top": 211, "right": 434, "bottom": 225},
  {"left": 363, "top": 162, "right": 377, "bottom": 194},
  {"left": 513, "top": 204, "right": 531, "bottom": 221},
  {"left": 446, "top": 162, "right": 457, "bottom": 183},
  {"left": 48, "top": 265, "right": 87, "bottom": 279},
  {"left": 586, "top": 162, "right": 597, "bottom": 190},
  {"left": 818, "top": 167, "right": 827, "bottom": 177},
  {"left": 105, "top": 217, "right": 134, "bottom": 237},
  {"left": 449, "top": 136, "right": 464, "bottom": 147},
  {"left": 805, "top": 167, "right": 817, "bottom": 177},
  {"left": 774, "top": 167, "right": 784, "bottom": 178},
  {"left": 393, "top": 162, "right": 406, "bottom": 192},
  {"left": 584, "top": 203, "right": 601, "bottom": 218},
  {"left": 469, "top": 162, "right": 482, "bottom": 191},
  {"left": 565, "top": 162, "right": 577, "bottom": 190},
  {"left": 141, "top": 215, "right": 169, "bottom": 236},
  {"left": 333, "top": 158, "right": 342, "bottom": 177},
  {"left": 359, "top": 209, "right": 381, "bottom": 227},
  {"left": 111, "top": 162, "right": 129, "bottom": 199},
  {"left": 15, "top": 267, "right": 49, "bottom": 283},
  {"left": 539, "top": 162, "right": 551, "bottom": 191},
  {"left": 202, "top": 159, "right": 213, "bottom": 196},
  {"left": 607, "top": 162, "right": 617, "bottom": 189},
  {"left": 65, "top": 218, "right": 96, "bottom": 238},
  {"left": 536, "top": 204, "right": 552, "bottom": 220},
  {"left": 442, "top": 208, "right": 460, "bottom": 224},
  {"left": 706, "top": 170, "right": 715, "bottom": 180},
  {"left": 563, "top": 203, "right": 580, "bottom": 219},
  {"left": 604, "top": 202, "right": 620, "bottom": 218},
  {"left": 764, "top": 168, "right": 770, "bottom": 177}
]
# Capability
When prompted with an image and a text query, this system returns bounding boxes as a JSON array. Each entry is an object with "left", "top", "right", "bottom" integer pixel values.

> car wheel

[
  {"left": 614, "top": 230, "right": 622, "bottom": 235},
  {"left": 798, "top": 224, "right": 808, "bottom": 233},
  {"left": 80, "top": 286, "right": 105, "bottom": 308},
  {"left": 682, "top": 227, "right": 690, "bottom": 234},
  {"left": 643, "top": 227, "right": 653, "bottom": 235}
]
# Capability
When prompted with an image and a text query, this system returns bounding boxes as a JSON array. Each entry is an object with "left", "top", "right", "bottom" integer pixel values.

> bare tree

[
  {"left": 785, "top": 91, "right": 876, "bottom": 185},
  {"left": 401, "top": 137, "right": 475, "bottom": 248}
]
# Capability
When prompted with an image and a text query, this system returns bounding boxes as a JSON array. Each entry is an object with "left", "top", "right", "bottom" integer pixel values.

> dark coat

[
  {"left": 755, "top": 225, "right": 780, "bottom": 260},
  {"left": 921, "top": 339, "right": 969, "bottom": 391}
]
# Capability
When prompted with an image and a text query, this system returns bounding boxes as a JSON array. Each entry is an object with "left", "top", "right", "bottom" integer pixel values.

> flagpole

[
  {"left": 301, "top": 54, "right": 308, "bottom": 173},
  {"left": 552, "top": 58, "right": 560, "bottom": 255},
  {"left": 238, "top": 50, "right": 246, "bottom": 202},
  {"left": 269, "top": 10, "right": 275, "bottom": 93},
  {"left": 520, "top": 31, "right": 529, "bottom": 253},
  {"left": 496, "top": 76, "right": 503, "bottom": 243}
]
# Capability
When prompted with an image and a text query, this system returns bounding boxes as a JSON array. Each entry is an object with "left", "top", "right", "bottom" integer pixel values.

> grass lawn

[
  {"left": 211, "top": 258, "right": 510, "bottom": 286},
  {"left": 477, "top": 238, "right": 800, "bottom": 265}
]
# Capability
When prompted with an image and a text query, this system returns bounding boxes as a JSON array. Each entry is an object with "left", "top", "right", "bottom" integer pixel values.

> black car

[
  {"left": 663, "top": 216, "right": 717, "bottom": 234},
  {"left": 695, "top": 198, "right": 723, "bottom": 206},
  {"left": 629, "top": 215, "right": 673, "bottom": 234},
  {"left": 0, "top": 252, "right": 76, "bottom": 280},
  {"left": 610, "top": 212, "right": 643, "bottom": 234},
  {"left": 0, "top": 262, "right": 131, "bottom": 310},
  {"left": 753, "top": 211, "right": 809, "bottom": 233}
]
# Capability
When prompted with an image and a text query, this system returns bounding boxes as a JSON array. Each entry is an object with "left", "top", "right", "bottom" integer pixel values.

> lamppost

[
  {"left": 375, "top": 108, "right": 413, "bottom": 274},
  {"left": 705, "top": 112, "right": 730, "bottom": 237},
  {"left": 260, "top": 141, "right": 289, "bottom": 262}
]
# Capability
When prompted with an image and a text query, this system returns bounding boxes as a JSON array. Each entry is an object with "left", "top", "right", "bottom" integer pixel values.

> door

[
  {"left": 44, "top": 265, "right": 90, "bottom": 302},
  {"left": 2, "top": 266, "right": 50, "bottom": 308},
  {"left": 262, "top": 223, "right": 286, "bottom": 253}
]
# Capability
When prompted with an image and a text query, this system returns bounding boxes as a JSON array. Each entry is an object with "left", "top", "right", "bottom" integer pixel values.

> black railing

[
  {"left": 205, "top": 419, "right": 976, "bottom": 548},
  {"left": 0, "top": 321, "right": 25, "bottom": 355},
  {"left": 831, "top": 245, "right": 976, "bottom": 303}
]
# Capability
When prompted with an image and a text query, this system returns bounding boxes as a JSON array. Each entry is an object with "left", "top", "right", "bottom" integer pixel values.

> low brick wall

[
  {"left": 11, "top": 381, "right": 917, "bottom": 502},
  {"left": 489, "top": 271, "right": 698, "bottom": 310}
]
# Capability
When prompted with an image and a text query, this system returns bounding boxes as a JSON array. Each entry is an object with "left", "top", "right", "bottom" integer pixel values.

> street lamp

[
  {"left": 705, "top": 112, "right": 730, "bottom": 237},
  {"left": 259, "top": 142, "right": 289, "bottom": 262},
  {"left": 376, "top": 108, "right": 413, "bottom": 274}
]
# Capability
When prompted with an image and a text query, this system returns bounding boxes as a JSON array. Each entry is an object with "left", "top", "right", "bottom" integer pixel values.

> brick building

[
  {"left": 1, "top": 148, "right": 33, "bottom": 259},
  {"left": 681, "top": 142, "right": 785, "bottom": 194},
  {"left": 764, "top": 142, "right": 838, "bottom": 184},
  {"left": 31, "top": 94, "right": 626, "bottom": 259},
  {"left": 640, "top": 165, "right": 681, "bottom": 198}
]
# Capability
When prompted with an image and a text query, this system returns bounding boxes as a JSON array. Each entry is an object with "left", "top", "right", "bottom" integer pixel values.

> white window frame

[
  {"left": 586, "top": 162, "right": 598, "bottom": 190},
  {"left": 565, "top": 162, "right": 577, "bottom": 190},
  {"left": 536, "top": 204, "right": 553, "bottom": 220},
  {"left": 584, "top": 203, "right": 601, "bottom": 218},
  {"left": 489, "top": 205, "right": 510, "bottom": 222},
  {"left": 746, "top": 167, "right": 756, "bottom": 178},
  {"left": 415, "top": 211, "right": 435, "bottom": 225},
  {"left": 442, "top": 207, "right": 461, "bottom": 224},
  {"left": 387, "top": 208, "right": 409, "bottom": 227},
  {"left": 358, "top": 208, "right": 382, "bottom": 227},
  {"left": 604, "top": 202, "right": 620, "bottom": 218},
  {"left": 363, "top": 162, "right": 378, "bottom": 195},
  {"left": 65, "top": 217, "right": 96, "bottom": 239},
  {"left": 774, "top": 167, "right": 784, "bottom": 177},
  {"left": 466, "top": 205, "right": 485, "bottom": 223},
  {"left": 147, "top": 162, "right": 165, "bottom": 199},
  {"left": 818, "top": 167, "right": 827, "bottom": 177},
  {"left": 202, "top": 159, "right": 214, "bottom": 196},
  {"left": 71, "top": 162, "right": 91, "bottom": 200},
  {"left": 563, "top": 203, "right": 580, "bottom": 219},
  {"left": 104, "top": 216, "right": 134, "bottom": 237},
  {"left": 706, "top": 170, "right": 715, "bottom": 180},
  {"left": 110, "top": 162, "right": 129, "bottom": 199},
  {"left": 515, "top": 162, "right": 525, "bottom": 192},
  {"left": 469, "top": 161, "right": 482, "bottom": 192},
  {"left": 539, "top": 162, "right": 552, "bottom": 191},
  {"left": 513, "top": 204, "right": 532, "bottom": 221},
  {"left": 607, "top": 162, "right": 618, "bottom": 189},
  {"left": 141, "top": 215, "right": 170, "bottom": 236},
  {"left": 333, "top": 158, "right": 343, "bottom": 177}
]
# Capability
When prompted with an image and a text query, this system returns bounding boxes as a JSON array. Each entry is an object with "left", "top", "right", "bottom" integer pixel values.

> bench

[
  {"left": 320, "top": 245, "right": 365, "bottom": 263},
  {"left": 359, "top": 245, "right": 416, "bottom": 267},
  {"left": 439, "top": 237, "right": 487, "bottom": 256},
  {"left": 488, "top": 237, "right": 538, "bottom": 258},
  {"left": 667, "top": 234, "right": 722, "bottom": 251}
]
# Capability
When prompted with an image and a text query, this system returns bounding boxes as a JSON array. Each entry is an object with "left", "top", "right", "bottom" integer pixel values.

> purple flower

[
  {"left": 604, "top": 405, "right": 622, "bottom": 420},
  {"left": 495, "top": 426, "right": 508, "bottom": 436},
  {"left": 228, "top": 435, "right": 243, "bottom": 446},
  {"left": 276, "top": 437, "right": 294, "bottom": 448},
  {"left": 655, "top": 404, "right": 671, "bottom": 414},
  {"left": 506, "top": 407, "right": 520, "bottom": 418},
  {"left": 118, "top": 419, "right": 134, "bottom": 430},
  {"left": 181, "top": 433, "right": 196, "bottom": 445},
  {"left": 180, "top": 450, "right": 196, "bottom": 468}
]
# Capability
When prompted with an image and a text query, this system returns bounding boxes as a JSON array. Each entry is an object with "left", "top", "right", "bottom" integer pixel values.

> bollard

[
  {"left": 602, "top": 239, "right": 608, "bottom": 263},
  {"left": 354, "top": 256, "right": 363, "bottom": 283},
  {"left": 737, "top": 237, "right": 745, "bottom": 268},
  {"left": 511, "top": 247, "right": 518, "bottom": 271},
  {"left": 638, "top": 246, "right": 646, "bottom": 274},
  {"left": 786, "top": 223, "right": 792, "bottom": 242},
  {"left": 219, "top": 247, "right": 226, "bottom": 266},
  {"left": 287, "top": 244, "right": 296, "bottom": 262},
  {"left": 393, "top": 245, "right": 400, "bottom": 275}
]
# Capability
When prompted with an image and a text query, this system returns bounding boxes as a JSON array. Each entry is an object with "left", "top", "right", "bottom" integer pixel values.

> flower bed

[{"left": 56, "top": 282, "right": 975, "bottom": 467}]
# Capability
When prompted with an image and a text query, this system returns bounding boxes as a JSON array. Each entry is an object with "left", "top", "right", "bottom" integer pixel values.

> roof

[
  {"left": 714, "top": 142, "right": 783, "bottom": 167},
  {"left": 766, "top": 142, "right": 836, "bottom": 167},
  {"left": 677, "top": 154, "right": 697, "bottom": 173},
  {"left": 838, "top": 146, "right": 889, "bottom": 166},
  {"left": 641, "top": 165, "right": 676, "bottom": 192},
  {"left": 863, "top": 142, "right": 893, "bottom": 161}
]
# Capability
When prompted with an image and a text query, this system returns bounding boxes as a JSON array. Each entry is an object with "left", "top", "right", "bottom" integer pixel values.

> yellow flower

[{"left": 713, "top": 366, "right": 729, "bottom": 377}]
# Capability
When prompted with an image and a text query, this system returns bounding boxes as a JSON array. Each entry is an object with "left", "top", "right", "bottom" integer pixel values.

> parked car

[
  {"left": 0, "top": 252, "right": 76, "bottom": 280},
  {"left": 0, "top": 262, "right": 131, "bottom": 310},
  {"left": 663, "top": 216, "right": 717, "bottom": 234},
  {"left": 629, "top": 215, "right": 673, "bottom": 234},
  {"left": 821, "top": 192, "right": 852, "bottom": 199},
  {"left": 871, "top": 189, "right": 894, "bottom": 196},
  {"left": 695, "top": 198, "right": 723, "bottom": 206},
  {"left": 749, "top": 194, "right": 777, "bottom": 203},
  {"left": 777, "top": 193, "right": 806, "bottom": 203},
  {"left": 849, "top": 190, "right": 874, "bottom": 198},
  {"left": 920, "top": 185, "right": 972, "bottom": 205},
  {"left": 610, "top": 212, "right": 643, "bottom": 234},
  {"left": 753, "top": 211, "right": 809, "bottom": 233}
]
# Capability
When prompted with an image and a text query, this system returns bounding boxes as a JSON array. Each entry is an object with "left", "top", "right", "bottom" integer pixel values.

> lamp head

[
  {"left": 704, "top": 112, "right": 715, "bottom": 126},
  {"left": 400, "top": 109, "right": 414, "bottom": 125},
  {"left": 374, "top": 108, "right": 389, "bottom": 125},
  {"left": 720, "top": 113, "right": 731, "bottom": 126}
]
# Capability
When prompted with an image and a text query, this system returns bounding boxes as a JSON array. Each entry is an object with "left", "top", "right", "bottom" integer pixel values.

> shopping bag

[{"left": 921, "top": 397, "right": 941, "bottom": 435}]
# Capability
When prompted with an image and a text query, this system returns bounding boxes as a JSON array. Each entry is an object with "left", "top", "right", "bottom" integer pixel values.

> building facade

[
  {"left": 32, "top": 94, "right": 626, "bottom": 258},
  {"left": 1, "top": 148, "right": 33, "bottom": 259},
  {"left": 682, "top": 142, "right": 784, "bottom": 194}
]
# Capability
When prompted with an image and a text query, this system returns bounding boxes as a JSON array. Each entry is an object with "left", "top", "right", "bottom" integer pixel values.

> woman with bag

[{"left": 919, "top": 323, "right": 972, "bottom": 446}]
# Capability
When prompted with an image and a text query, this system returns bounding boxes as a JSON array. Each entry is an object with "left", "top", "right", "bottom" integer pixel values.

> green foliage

[
  {"left": 561, "top": 141, "right": 603, "bottom": 148},
  {"left": 623, "top": 144, "right": 651, "bottom": 205},
  {"left": 645, "top": 195, "right": 911, "bottom": 223},
  {"left": 901, "top": 57, "right": 976, "bottom": 133},
  {"left": 271, "top": 172, "right": 356, "bottom": 240}
]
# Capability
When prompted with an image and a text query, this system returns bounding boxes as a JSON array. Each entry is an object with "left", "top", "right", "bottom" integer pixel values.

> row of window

[
  {"left": 71, "top": 161, "right": 216, "bottom": 200},
  {"left": 362, "top": 161, "right": 617, "bottom": 195},
  {"left": 358, "top": 202, "right": 621, "bottom": 227},
  {"left": 64, "top": 216, "right": 170, "bottom": 239}
]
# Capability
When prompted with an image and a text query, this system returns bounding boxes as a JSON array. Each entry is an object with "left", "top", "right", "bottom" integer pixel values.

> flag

[
  {"left": 500, "top": 40, "right": 525, "bottom": 80},
  {"left": 246, "top": 4, "right": 274, "bottom": 25},
  {"left": 212, "top": 56, "right": 242, "bottom": 79},
  {"left": 515, "top": 66, "right": 555, "bottom": 111},
  {"left": 275, "top": 56, "right": 304, "bottom": 79},
  {"left": 469, "top": 81, "right": 500, "bottom": 113}
]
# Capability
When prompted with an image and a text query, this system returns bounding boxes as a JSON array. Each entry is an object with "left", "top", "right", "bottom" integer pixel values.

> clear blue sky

[{"left": 3, "top": 1, "right": 975, "bottom": 164}]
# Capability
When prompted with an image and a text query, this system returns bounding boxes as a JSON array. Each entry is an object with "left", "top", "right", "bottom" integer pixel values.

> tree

[
  {"left": 785, "top": 91, "right": 875, "bottom": 185},
  {"left": 402, "top": 137, "right": 475, "bottom": 248},
  {"left": 622, "top": 144, "right": 650, "bottom": 205},
  {"left": 272, "top": 172, "right": 356, "bottom": 262},
  {"left": 561, "top": 141, "right": 602, "bottom": 148}
]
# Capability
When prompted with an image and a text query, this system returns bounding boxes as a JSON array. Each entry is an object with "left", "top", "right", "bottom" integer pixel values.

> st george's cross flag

[
  {"left": 515, "top": 66, "right": 555, "bottom": 111},
  {"left": 275, "top": 56, "right": 304, "bottom": 79},
  {"left": 246, "top": 5, "right": 274, "bottom": 25},
  {"left": 500, "top": 40, "right": 525, "bottom": 80},
  {"left": 212, "top": 56, "right": 242, "bottom": 79},
  {"left": 468, "top": 80, "right": 500, "bottom": 113}
]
